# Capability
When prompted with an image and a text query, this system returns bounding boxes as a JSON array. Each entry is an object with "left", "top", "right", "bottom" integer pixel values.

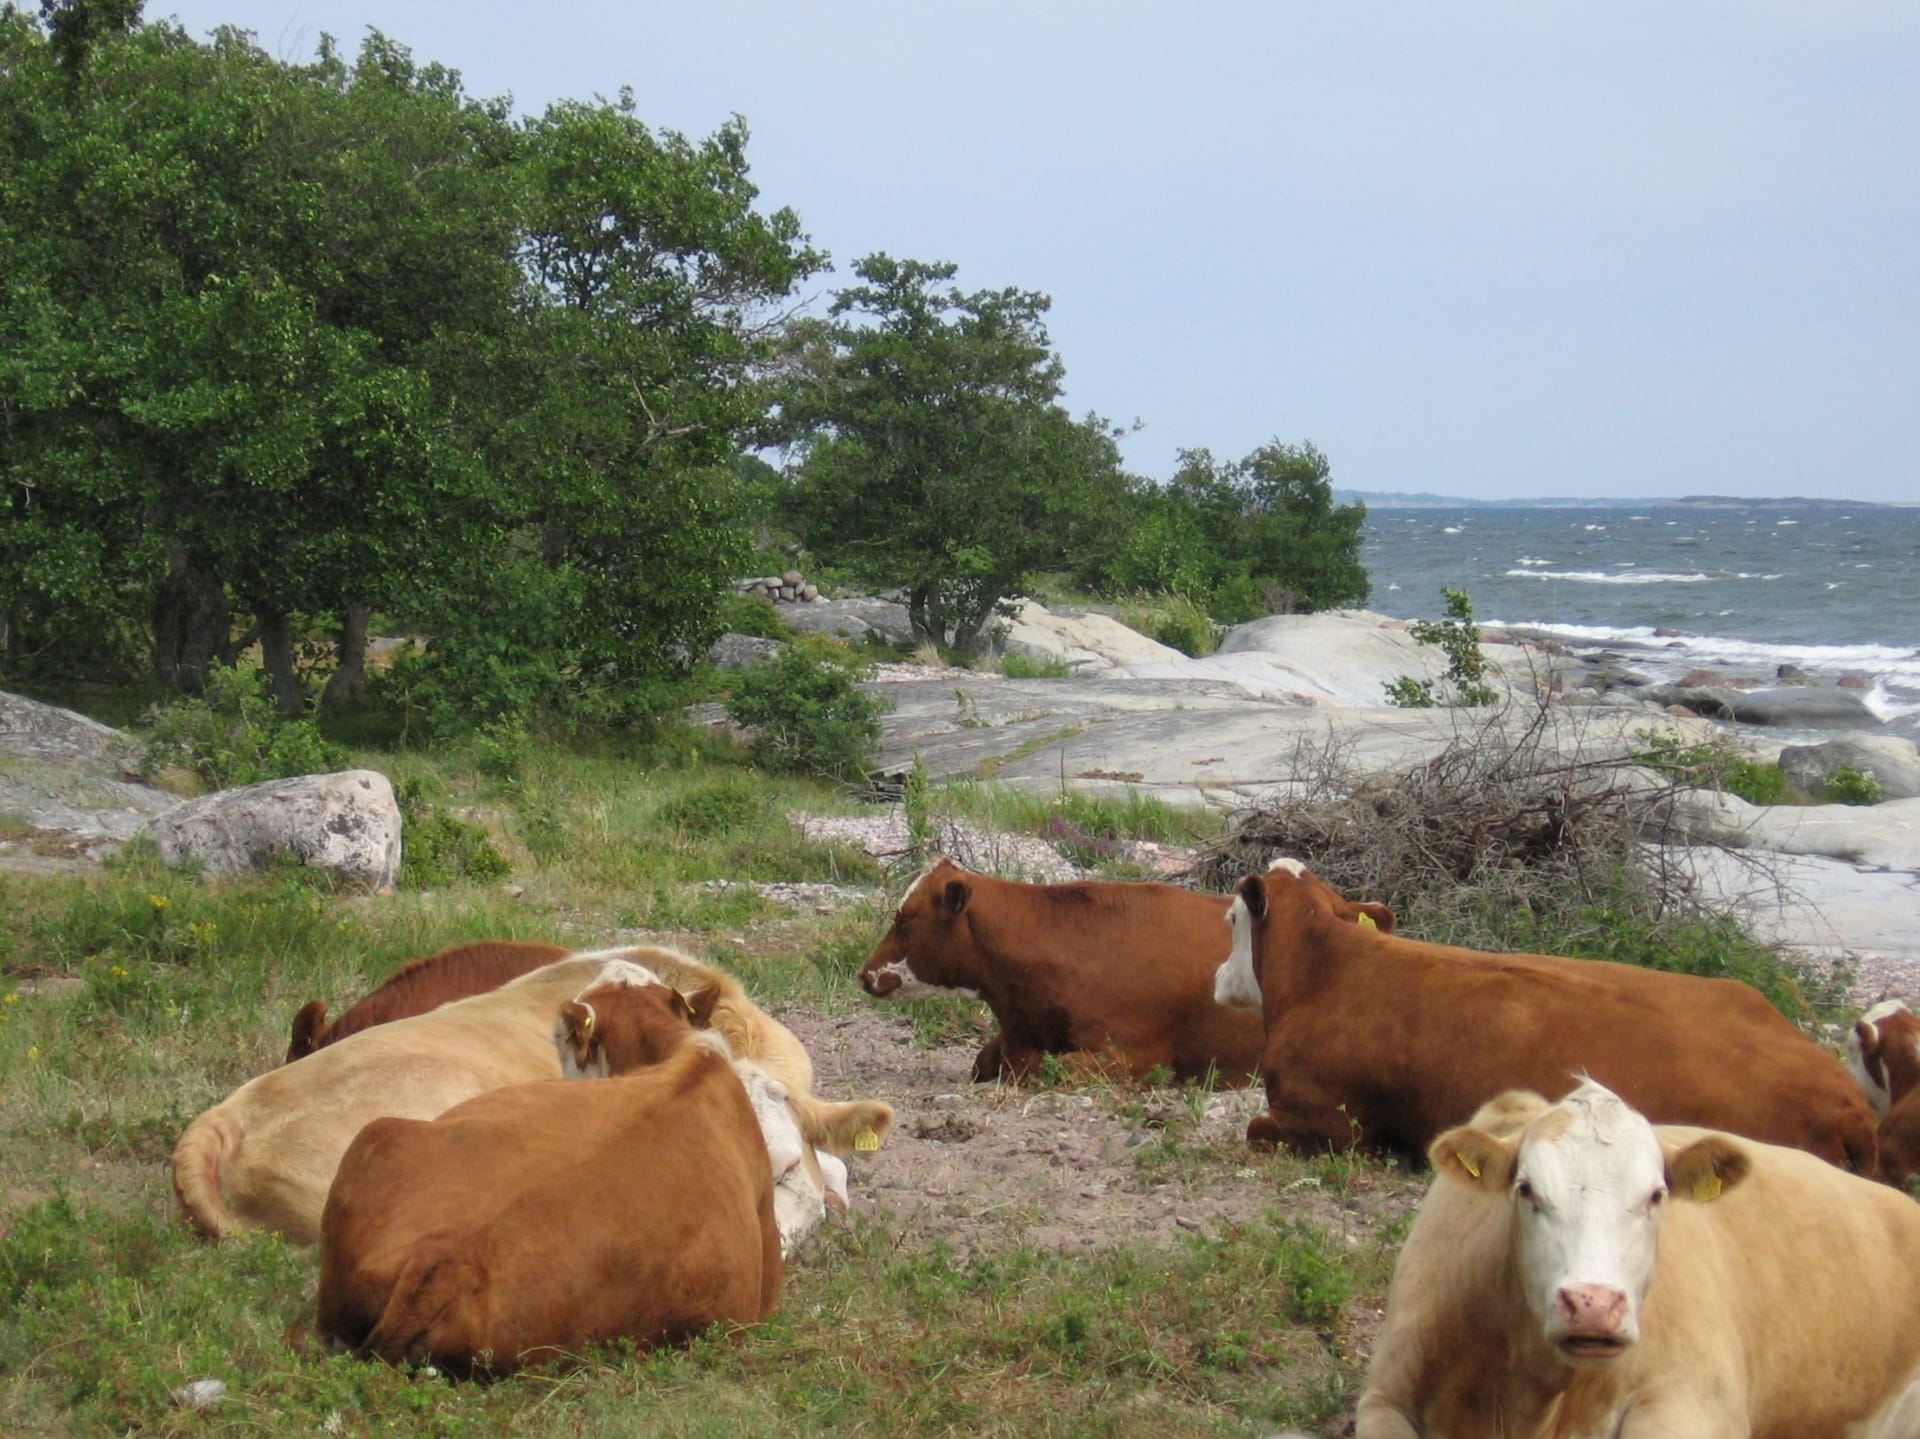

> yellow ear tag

[
  {"left": 1355, "top": 912, "right": 1378, "bottom": 930},
  {"left": 1691, "top": 1171, "right": 1722, "bottom": 1202},
  {"left": 1459, "top": 1153, "right": 1481, "bottom": 1178},
  {"left": 855, "top": 1128, "right": 880, "bottom": 1153}
]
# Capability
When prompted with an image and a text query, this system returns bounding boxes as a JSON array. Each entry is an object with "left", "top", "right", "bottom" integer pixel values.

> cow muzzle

[
  {"left": 860, "top": 964, "right": 902, "bottom": 998},
  {"left": 1552, "top": 1284, "right": 1633, "bottom": 1362}
]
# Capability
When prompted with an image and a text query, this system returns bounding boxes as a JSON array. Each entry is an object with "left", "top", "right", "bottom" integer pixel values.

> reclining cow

[
  {"left": 1213, "top": 858, "right": 1876, "bottom": 1169},
  {"left": 1356, "top": 1081, "right": 1920, "bottom": 1437},
  {"left": 286, "top": 939, "right": 571, "bottom": 1062},
  {"left": 175, "top": 946, "right": 891, "bottom": 1244},
  {"left": 318, "top": 964, "right": 782, "bottom": 1375},
  {"left": 1849, "top": 999, "right": 1920, "bottom": 1189},
  {"left": 858, "top": 857, "right": 1263, "bottom": 1084}
]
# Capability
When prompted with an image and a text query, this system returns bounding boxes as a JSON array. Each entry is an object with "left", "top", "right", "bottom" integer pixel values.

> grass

[{"left": 0, "top": 725, "right": 1386, "bottom": 1438}]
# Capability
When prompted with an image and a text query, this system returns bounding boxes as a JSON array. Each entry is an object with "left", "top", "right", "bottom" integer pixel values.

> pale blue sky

[{"left": 156, "top": 1, "right": 1920, "bottom": 503}]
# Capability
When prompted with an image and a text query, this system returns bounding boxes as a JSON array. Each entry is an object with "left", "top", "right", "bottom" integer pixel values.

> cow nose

[
  {"left": 1555, "top": 1284, "right": 1629, "bottom": 1338},
  {"left": 861, "top": 967, "right": 898, "bottom": 997}
]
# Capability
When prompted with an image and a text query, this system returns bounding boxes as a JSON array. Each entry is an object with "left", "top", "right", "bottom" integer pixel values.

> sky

[{"left": 152, "top": 1, "right": 1920, "bottom": 504}]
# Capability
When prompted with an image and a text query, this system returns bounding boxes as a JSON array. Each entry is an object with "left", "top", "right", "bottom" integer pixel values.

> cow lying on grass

[
  {"left": 1850, "top": 999, "right": 1920, "bottom": 1190},
  {"left": 1214, "top": 858, "right": 1876, "bottom": 1169},
  {"left": 318, "top": 963, "right": 782, "bottom": 1376},
  {"left": 286, "top": 940, "right": 571, "bottom": 1062},
  {"left": 859, "top": 857, "right": 1263, "bottom": 1084},
  {"left": 175, "top": 946, "right": 890, "bottom": 1244},
  {"left": 1356, "top": 1082, "right": 1920, "bottom": 1437}
]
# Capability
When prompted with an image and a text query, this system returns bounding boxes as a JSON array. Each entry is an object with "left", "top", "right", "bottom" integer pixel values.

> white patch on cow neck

[
  {"left": 1510, "top": 1082, "right": 1668, "bottom": 1356},
  {"left": 1849, "top": 999, "right": 1911, "bottom": 1117},
  {"left": 1213, "top": 895, "right": 1262, "bottom": 1011},
  {"left": 870, "top": 957, "right": 980, "bottom": 1002},
  {"left": 734, "top": 1060, "right": 827, "bottom": 1256},
  {"left": 576, "top": 959, "right": 663, "bottom": 995},
  {"left": 1265, "top": 855, "right": 1306, "bottom": 877}
]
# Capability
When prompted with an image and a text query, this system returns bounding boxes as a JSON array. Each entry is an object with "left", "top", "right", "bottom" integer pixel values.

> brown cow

[
  {"left": 317, "top": 967, "right": 780, "bottom": 1375},
  {"left": 1357, "top": 1083, "right": 1920, "bottom": 1437},
  {"left": 1849, "top": 999, "right": 1920, "bottom": 1189},
  {"left": 858, "top": 857, "right": 1263, "bottom": 1084},
  {"left": 1214, "top": 857, "right": 1876, "bottom": 1169},
  {"left": 286, "top": 940, "right": 571, "bottom": 1062}
]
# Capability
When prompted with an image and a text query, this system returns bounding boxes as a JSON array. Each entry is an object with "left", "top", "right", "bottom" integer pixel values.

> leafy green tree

[
  {"left": 1385, "top": 587, "right": 1498, "bottom": 708},
  {"left": 769, "top": 255, "right": 1127, "bottom": 653}
]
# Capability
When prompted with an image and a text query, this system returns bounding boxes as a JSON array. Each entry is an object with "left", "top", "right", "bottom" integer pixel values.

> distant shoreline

[{"left": 1338, "top": 491, "right": 1913, "bottom": 511}]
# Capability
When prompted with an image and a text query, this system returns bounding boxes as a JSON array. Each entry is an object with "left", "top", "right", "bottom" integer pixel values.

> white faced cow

[{"left": 1356, "top": 1080, "right": 1920, "bottom": 1438}]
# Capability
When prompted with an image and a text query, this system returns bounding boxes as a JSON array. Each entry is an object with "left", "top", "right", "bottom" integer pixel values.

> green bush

[
  {"left": 394, "top": 778, "right": 511, "bottom": 889},
  {"left": 723, "top": 646, "right": 887, "bottom": 780},
  {"left": 138, "top": 663, "right": 347, "bottom": 788},
  {"left": 1386, "top": 588, "right": 1496, "bottom": 709},
  {"left": 1825, "top": 765, "right": 1886, "bottom": 806},
  {"left": 1631, "top": 730, "right": 1787, "bottom": 806},
  {"left": 716, "top": 592, "right": 789, "bottom": 641}
]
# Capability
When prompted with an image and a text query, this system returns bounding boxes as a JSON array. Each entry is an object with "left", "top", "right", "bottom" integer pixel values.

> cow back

[{"left": 318, "top": 1045, "right": 780, "bottom": 1374}]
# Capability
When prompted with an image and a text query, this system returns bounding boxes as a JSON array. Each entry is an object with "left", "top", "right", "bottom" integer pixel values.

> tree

[{"left": 769, "top": 255, "right": 1126, "bottom": 653}]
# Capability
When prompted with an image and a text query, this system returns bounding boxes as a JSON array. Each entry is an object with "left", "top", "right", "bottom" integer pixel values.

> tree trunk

[
  {"left": 255, "top": 609, "right": 307, "bottom": 717},
  {"left": 151, "top": 548, "right": 231, "bottom": 692},
  {"left": 320, "top": 605, "right": 372, "bottom": 712}
]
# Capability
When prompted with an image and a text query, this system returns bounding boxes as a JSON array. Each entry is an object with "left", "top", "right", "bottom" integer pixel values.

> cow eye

[
  {"left": 1648, "top": 1187, "right": 1666, "bottom": 1209},
  {"left": 1515, "top": 1178, "right": 1536, "bottom": 1206}
]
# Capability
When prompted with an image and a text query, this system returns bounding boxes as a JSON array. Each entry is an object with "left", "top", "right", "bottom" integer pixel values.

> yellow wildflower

[{"left": 148, "top": 893, "right": 171, "bottom": 910}]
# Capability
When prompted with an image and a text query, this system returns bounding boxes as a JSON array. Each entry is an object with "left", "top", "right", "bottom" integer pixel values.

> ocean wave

[
  {"left": 1479, "top": 619, "right": 1920, "bottom": 682},
  {"left": 1502, "top": 568, "right": 1713, "bottom": 585}
]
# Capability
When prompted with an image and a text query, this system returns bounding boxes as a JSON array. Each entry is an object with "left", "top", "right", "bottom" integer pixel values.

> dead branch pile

[{"left": 1180, "top": 702, "right": 1752, "bottom": 953}]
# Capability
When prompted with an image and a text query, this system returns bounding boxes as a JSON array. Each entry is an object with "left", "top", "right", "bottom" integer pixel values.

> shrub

[
  {"left": 1825, "top": 765, "right": 1886, "bottom": 806},
  {"left": 1386, "top": 588, "right": 1497, "bottom": 709},
  {"left": 1120, "top": 592, "right": 1220, "bottom": 658},
  {"left": 138, "top": 663, "right": 347, "bottom": 788},
  {"left": 723, "top": 647, "right": 887, "bottom": 780},
  {"left": 394, "top": 778, "right": 510, "bottom": 888},
  {"left": 1631, "top": 730, "right": 1788, "bottom": 806},
  {"left": 716, "top": 592, "right": 789, "bottom": 641}
]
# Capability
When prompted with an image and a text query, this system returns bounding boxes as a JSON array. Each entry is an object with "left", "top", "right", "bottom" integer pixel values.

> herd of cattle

[{"left": 170, "top": 854, "right": 1920, "bottom": 1431}]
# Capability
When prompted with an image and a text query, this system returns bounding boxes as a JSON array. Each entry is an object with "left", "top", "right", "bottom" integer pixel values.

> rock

[
  {"left": 1776, "top": 663, "right": 1812, "bottom": 686},
  {"left": 800, "top": 584, "right": 818, "bottom": 601},
  {"left": 140, "top": 769, "right": 402, "bottom": 890},
  {"left": 1778, "top": 736, "right": 1920, "bottom": 801},
  {"left": 1678, "top": 668, "right": 1758, "bottom": 690},
  {"left": 0, "top": 690, "right": 178, "bottom": 846},
  {"left": 997, "top": 599, "right": 1183, "bottom": 674},
  {"left": 1839, "top": 672, "right": 1872, "bottom": 690},
  {"left": 707, "top": 632, "right": 788, "bottom": 671},
  {"left": 779, "top": 597, "right": 916, "bottom": 645},
  {"left": 1661, "top": 790, "right": 1920, "bottom": 869},
  {"left": 781, "top": 570, "right": 803, "bottom": 586},
  {"left": 1645, "top": 684, "right": 1883, "bottom": 730},
  {"left": 170, "top": 1379, "right": 227, "bottom": 1410}
]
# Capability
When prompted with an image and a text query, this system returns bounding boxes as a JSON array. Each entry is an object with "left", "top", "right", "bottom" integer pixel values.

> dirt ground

[{"left": 783, "top": 1001, "right": 1429, "bottom": 1265}]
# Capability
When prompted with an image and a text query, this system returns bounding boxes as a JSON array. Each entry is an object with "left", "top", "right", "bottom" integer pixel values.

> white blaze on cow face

[
  {"left": 734, "top": 1060, "right": 829, "bottom": 1255},
  {"left": 865, "top": 957, "right": 980, "bottom": 1002},
  {"left": 1214, "top": 894, "right": 1262, "bottom": 1011},
  {"left": 1848, "top": 1000, "right": 1911, "bottom": 1118}
]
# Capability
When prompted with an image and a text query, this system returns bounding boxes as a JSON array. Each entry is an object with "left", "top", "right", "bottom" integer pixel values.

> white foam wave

[
  {"left": 1478, "top": 619, "right": 1920, "bottom": 685},
  {"left": 1502, "top": 568, "right": 1712, "bottom": 585}
]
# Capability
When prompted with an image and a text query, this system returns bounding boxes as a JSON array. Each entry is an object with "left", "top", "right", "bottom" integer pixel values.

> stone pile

[{"left": 737, "top": 571, "right": 820, "bottom": 604}]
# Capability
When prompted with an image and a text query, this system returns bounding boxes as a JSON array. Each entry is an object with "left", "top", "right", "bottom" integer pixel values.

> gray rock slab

[
  {"left": 779, "top": 598, "right": 916, "bottom": 645},
  {"left": 1665, "top": 792, "right": 1920, "bottom": 869},
  {"left": 1682, "top": 846, "right": 1920, "bottom": 966},
  {"left": 1778, "top": 735, "right": 1920, "bottom": 801},
  {"left": 1647, "top": 684, "right": 1882, "bottom": 729},
  {"left": 0, "top": 690, "right": 177, "bottom": 842}
]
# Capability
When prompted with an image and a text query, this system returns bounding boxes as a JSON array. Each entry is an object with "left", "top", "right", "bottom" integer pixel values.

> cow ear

[
  {"left": 1236, "top": 874, "right": 1268, "bottom": 922},
  {"left": 1857, "top": 1018, "right": 1887, "bottom": 1084},
  {"left": 1664, "top": 1135, "right": 1750, "bottom": 1204},
  {"left": 683, "top": 982, "right": 723, "bottom": 1028},
  {"left": 1356, "top": 901, "right": 1396, "bottom": 933},
  {"left": 1430, "top": 1126, "right": 1516, "bottom": 1193},
  {"left": 559, "top": 1000, "right": 594, "bottom": 1052},
  {"left": 941, "top": 879, "right": 969, "bottom": 916}
]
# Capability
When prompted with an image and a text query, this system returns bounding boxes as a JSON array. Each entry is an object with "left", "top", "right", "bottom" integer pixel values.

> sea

[{"left": 1358, "top": 502, "right": 1920, "bottom": 744}]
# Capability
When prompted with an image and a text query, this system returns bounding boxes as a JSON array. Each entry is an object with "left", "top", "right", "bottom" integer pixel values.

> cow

[
  {"left": 1213, "top": 858, "right": 1877, "bottom": 1169},
  {"left": 317, "top": 964, "right": 781, "bottom": 1375},
  {"left": 1356, "top": 1081, "right": 1920, "bottom": 1438},
  {"left": 174, "top": 945, "right": 891, "bottom": 1244},
  {"left": 286, "top": 939, "right": 571, "bottom": 1062},
  {"left": 554, "top": 967, "right": 847, "bottom": 1253},
  {"left": 1850, "top": 999, "right": 1920, "bottom": 1190},
  {"left": 858, "top": 857, "right": 1263, "bottom": 1084}
]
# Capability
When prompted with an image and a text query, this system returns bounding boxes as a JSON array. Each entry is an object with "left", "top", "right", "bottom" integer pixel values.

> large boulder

[
  {"left": 777, "top": 597, "right": 916, "bottom": 646},
  {"left": 1777, "top": 735, "right": 1920, "bottom": 801},
  {"left": 1645, "top": 684, "right": 1882, "bottom": 730},
  {"left": 997, "top": 601, "right": 1183, "bottom": 674},
  {"left": 140, "top": 769, "right": 402, "bottom": 890}
]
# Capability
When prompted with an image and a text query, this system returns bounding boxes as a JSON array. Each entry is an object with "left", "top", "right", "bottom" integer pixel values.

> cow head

[
  {"left": 1212, "top": 857, "right": 1396, "bottom": 1011},
  {"left": 733, "top": 1060, "right": 845, "bottom": 1255},
  {"left": 1430, "top": 1080, "right": 1750, "bottom": 1367},
  {"left": 286, "top": 1000, "right": 331, "bottom": 1063},
  {"left": 555, "top": 961, "right": 725, "bottom": 1078},
  {"left": 1848, "top": 1000, "right": 1920, "bottom": 1117},
  {"left": 858, "top": 858, "right": 985, "bottom": 1000}
]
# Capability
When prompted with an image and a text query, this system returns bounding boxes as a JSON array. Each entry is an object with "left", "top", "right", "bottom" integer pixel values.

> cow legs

[
  {"left": 970, "top": 1034, "right": 1009, "bottom": 1082},
  {"left": 1245, "top": 1091, "right": 1369, "bottom": 1156}
]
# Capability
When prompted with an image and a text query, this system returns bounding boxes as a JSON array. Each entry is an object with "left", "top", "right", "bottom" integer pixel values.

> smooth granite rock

[{"left": 140, "top": 769, "right": 402, "bottom": 890}]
